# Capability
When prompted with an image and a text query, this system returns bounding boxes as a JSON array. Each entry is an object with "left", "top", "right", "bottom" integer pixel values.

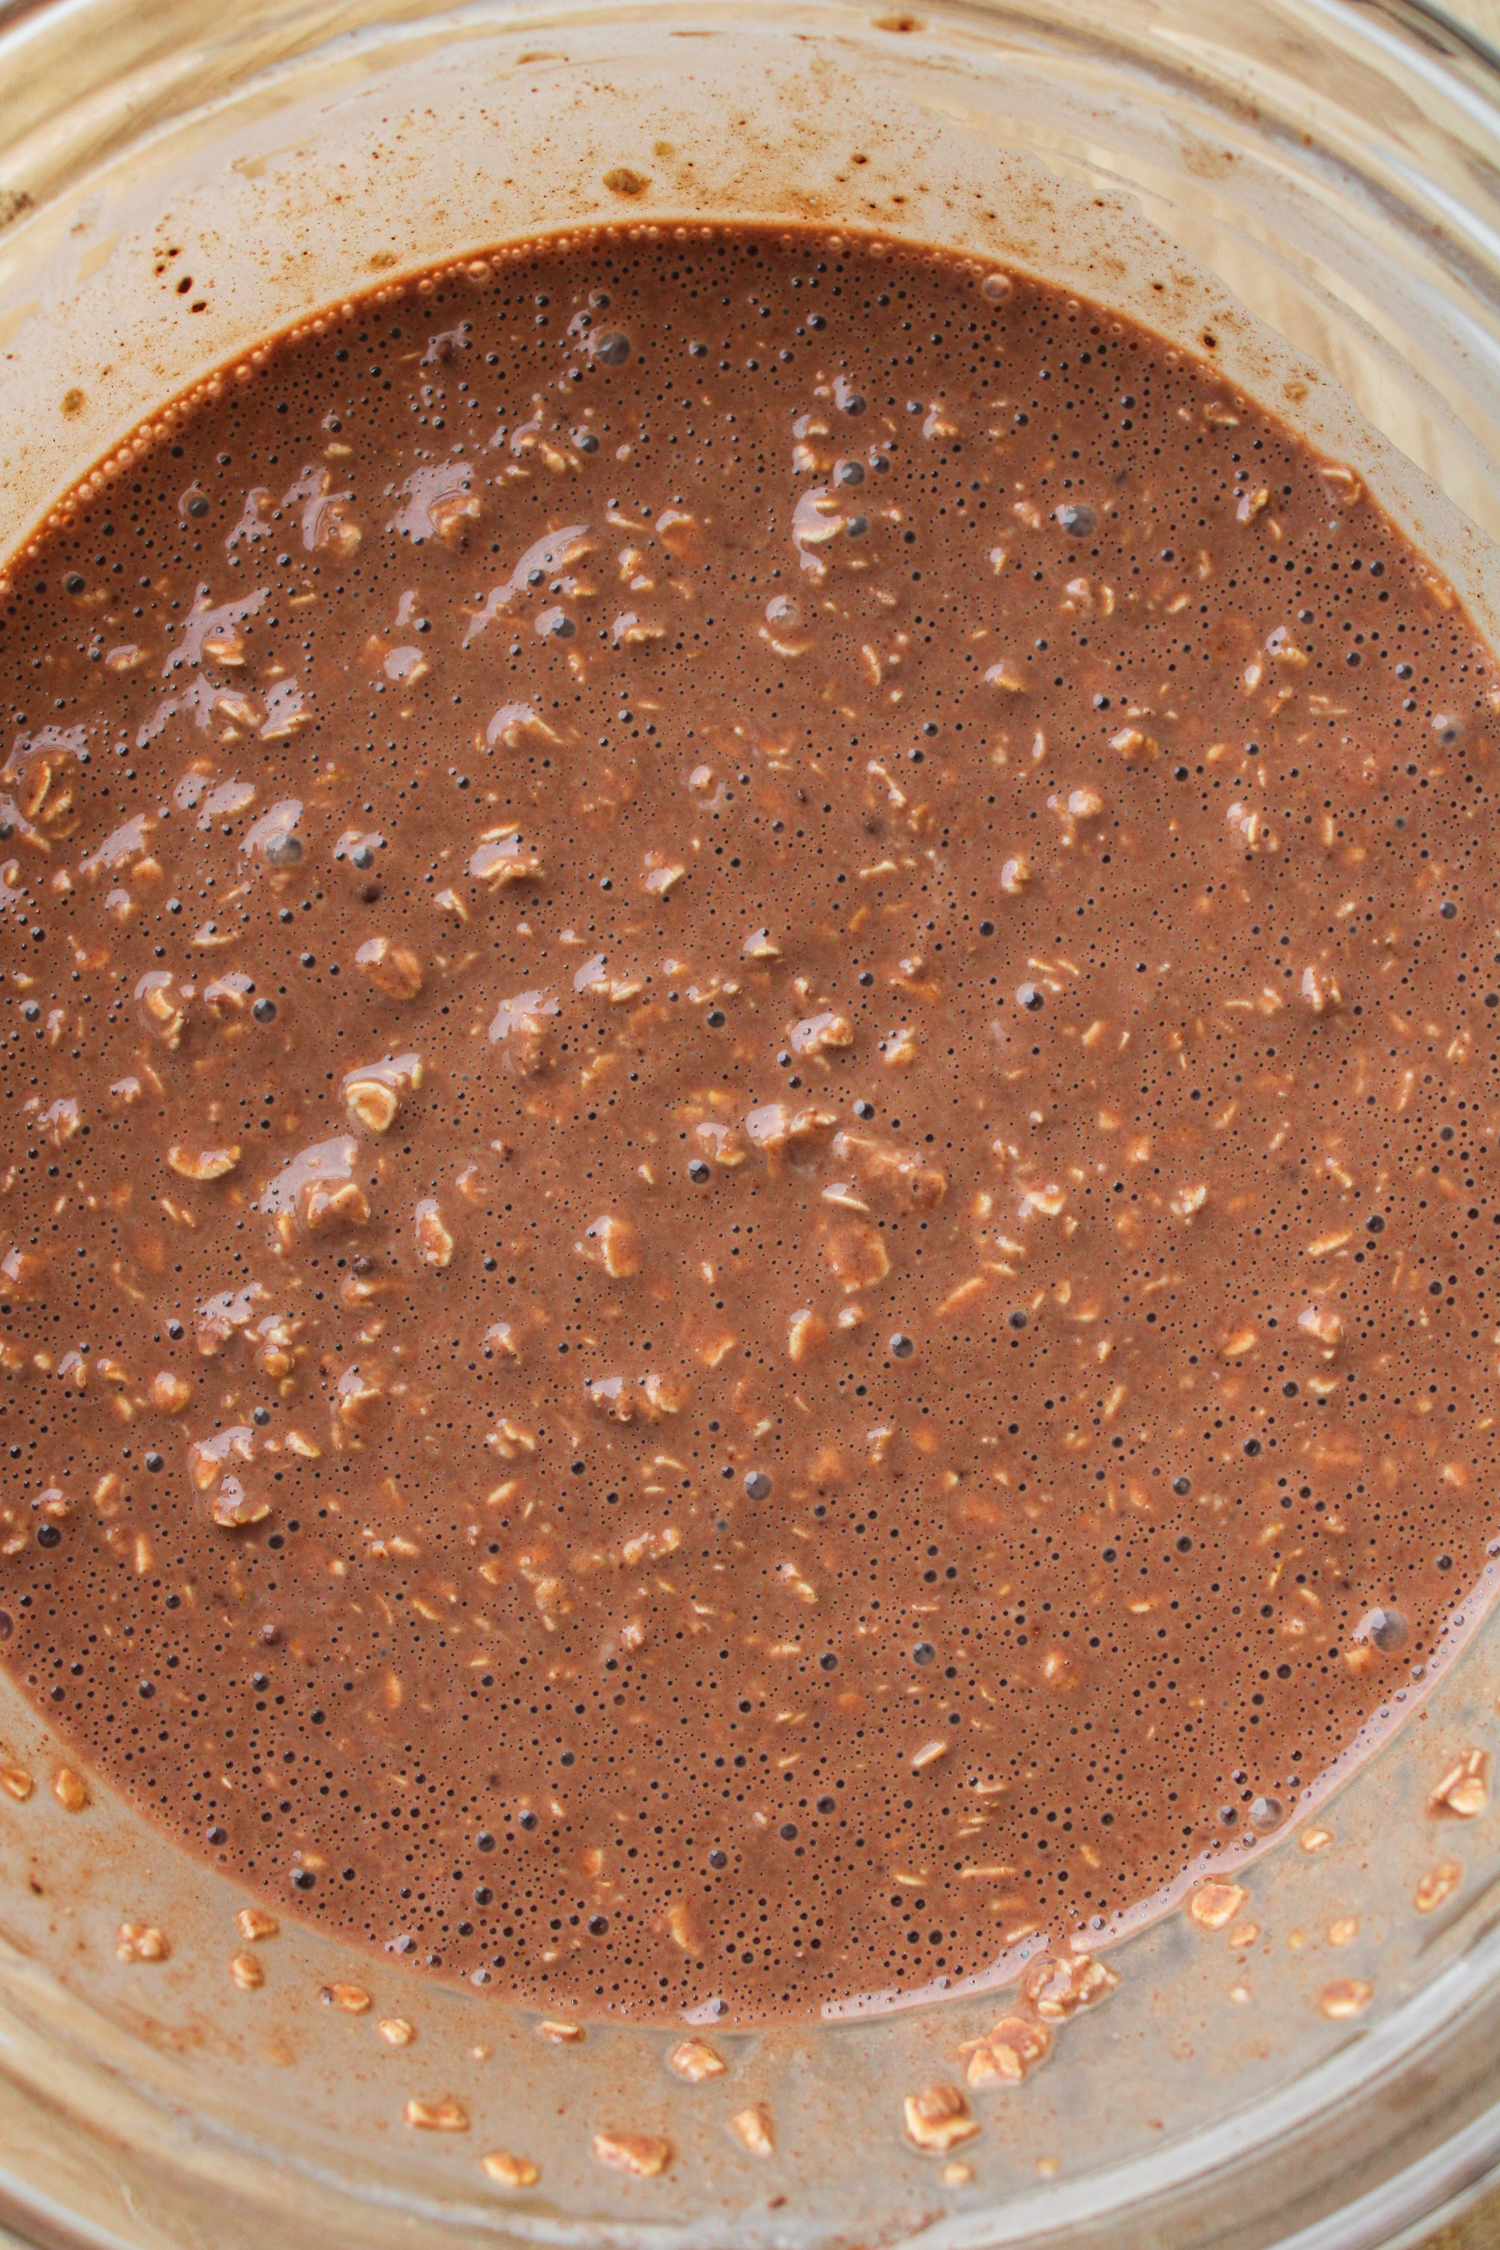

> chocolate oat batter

[{"left": 0, "top": 227, "right": 1495, "bottom": 2021}]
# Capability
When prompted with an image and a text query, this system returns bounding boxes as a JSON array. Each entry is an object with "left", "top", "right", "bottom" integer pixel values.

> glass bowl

[{"left": 2, "top": 3, "right": 1500, "bottom": 2244}]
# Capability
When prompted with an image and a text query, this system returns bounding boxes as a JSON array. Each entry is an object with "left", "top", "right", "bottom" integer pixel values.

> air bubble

[{"left": 1358, "top": 1608, "right": 1409, "bottom": 1652}]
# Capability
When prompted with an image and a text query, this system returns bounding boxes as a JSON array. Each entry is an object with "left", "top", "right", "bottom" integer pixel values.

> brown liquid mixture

[{"left": 1, "top": 228, "right": 1496, "bottom": 2022}]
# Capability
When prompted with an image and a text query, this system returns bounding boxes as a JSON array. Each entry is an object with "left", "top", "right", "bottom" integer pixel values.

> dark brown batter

[{"left": 0, "top": 226, "right": 1495, "bottom": 2023}]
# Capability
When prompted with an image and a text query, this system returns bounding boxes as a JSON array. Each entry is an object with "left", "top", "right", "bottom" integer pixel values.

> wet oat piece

[{"left": 0, "top": 226, "right": 1496, "bottom": 2022}]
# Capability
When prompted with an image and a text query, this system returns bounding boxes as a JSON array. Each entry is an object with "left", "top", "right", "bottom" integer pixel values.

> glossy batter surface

[{"left": 0, "top": 228, "right": 1495, "bottom": 2020}]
